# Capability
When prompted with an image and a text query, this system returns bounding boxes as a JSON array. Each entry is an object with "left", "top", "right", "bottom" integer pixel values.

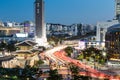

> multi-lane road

[
  {"left": 44, "top": 45, "right": 67, "bottom": 64},
  {"left": 43, "top": 45, "right": 120, "bottom": 80}
]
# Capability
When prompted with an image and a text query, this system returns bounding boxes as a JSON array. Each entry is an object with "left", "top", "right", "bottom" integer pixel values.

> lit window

[
  {"left": 37, "top": 3, "right": 39, "bottom": 7},
  {"left": 37, "top": 9, "right": 39, "bottom": 13}
]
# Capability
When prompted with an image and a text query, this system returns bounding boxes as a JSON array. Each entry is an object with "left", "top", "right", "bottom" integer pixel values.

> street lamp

[
  {"left": 102, "top": 52, "right": 106, "bottom": 57},
  {"left": 91, "top": 51, "right": 96, "bottom": 69},
  {"left": 102, "top": 51, "right": 107, "bottom": 64}
]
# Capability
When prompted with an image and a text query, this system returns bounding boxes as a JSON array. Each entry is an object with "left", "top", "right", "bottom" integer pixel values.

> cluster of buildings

[
  {"left": 1, "top": 0, "right": 120, "bottom": 79},
  {"left": 46, "top": 23, "right": 95, "bottom": 37},
  {"left": 1, "top": 0, "right": 120, "bottom": 70},
  {"left": 95, "top": 0, "right": 120, "bottom": 51},
  {"left": 0, "top": 21, "right": 96, "bottom": 39},
  {"left": 0, "top": 0, "right": 96, "bottom": 79},
  {"left": 0, "top": 21, "right": 34, "bottom": 37},
  {"left": 72, "top": 0, "right": 120, "bottom": 53}
]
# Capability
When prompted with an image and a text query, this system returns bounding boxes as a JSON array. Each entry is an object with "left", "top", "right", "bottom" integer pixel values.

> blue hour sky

[{"left": 0, "top": 0, "right": 115, "bottom": 25}]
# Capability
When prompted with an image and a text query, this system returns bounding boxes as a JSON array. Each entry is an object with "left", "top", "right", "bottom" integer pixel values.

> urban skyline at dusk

[
  {"left": 1, "top": 0, "right": 120, "bottom": 80},
  {"left": 0, "top": 0, "right": 115, "bottom": 24}
]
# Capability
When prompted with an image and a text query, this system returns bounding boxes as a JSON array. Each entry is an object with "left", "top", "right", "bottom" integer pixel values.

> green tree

[
  {"left": 77, "top": 54, "right": 84, "bottom": 61},
  {"left": 69, "top": 63, "right": 80, "bottom": 80},
  {"left": 64, "top": 47, "right": 73, "bottom": 57},
  {"left": 81, "top": 47, "right": 104, "bottom": 64},
  {"left": 6, "top": 43, "right": 17, "bottom": 52},
  {"left": 48, "top": 69, "right": 63, "bottom": 80},
  {"left": 34, "top": 60, "right": 44, "bottom": 68},
  {"left": 48, "top": 36, "right": 59, "bottom": 46},
  {"left": 21, "top": 65, "right": 37, "bottom": 80},
  {"left": 0, "top": 41, "right": 7, "bottom": 51}
]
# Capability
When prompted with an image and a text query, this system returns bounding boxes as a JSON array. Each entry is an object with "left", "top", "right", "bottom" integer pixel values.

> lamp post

[
  {"left": 91, "top": 51, "right": 96, "bottom": 69},
  {"left": 94, "top": 53, "right": 96, "bottom": 69},
  {"left": 102, "top": 51, "right": 107, "bottom": 64}
]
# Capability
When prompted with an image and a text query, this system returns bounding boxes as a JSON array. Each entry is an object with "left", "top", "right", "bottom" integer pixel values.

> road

[
  {"left": 44, "top": 45, "right": 67, "bottom": 64},
  {"left": 54, "top": 50, "right": 120, "bottom": 80},
  {"left": 43, "top": 45, "right": 120, "bottom": 80}
]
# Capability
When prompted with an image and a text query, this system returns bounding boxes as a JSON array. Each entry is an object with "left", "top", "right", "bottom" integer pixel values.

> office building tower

[
  {"left": 34, "top": 0, "right": 47, "bottom": 46},
  {"left": 115, "top": 0, "right": 120, "bottom": 20}
]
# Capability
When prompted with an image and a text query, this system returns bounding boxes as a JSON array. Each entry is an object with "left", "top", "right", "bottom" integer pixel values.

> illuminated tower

[
  {"left": 35, "top": 0, "right": 44, "bottom": 38},
  {"left": 34, "top": 0, "right": 47, "bottom": 46}
]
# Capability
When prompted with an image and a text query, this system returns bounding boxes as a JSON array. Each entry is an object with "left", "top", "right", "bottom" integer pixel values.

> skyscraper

[
  {"left": 115, "top": 0, "right": 120, "bottom": 20},
  {"left": 35, "top": 0, "right": 44, "bottom": 38},
  {"left": 34, "top": 0, "right": 48, "bottom": 46}
]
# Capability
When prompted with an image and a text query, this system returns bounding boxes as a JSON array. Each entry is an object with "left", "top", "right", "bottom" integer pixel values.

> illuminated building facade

[{"left": 105, "top": 24, "right": 120, "bottom": 55}]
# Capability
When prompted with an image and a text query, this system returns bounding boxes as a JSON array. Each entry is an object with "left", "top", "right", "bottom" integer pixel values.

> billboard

[{"left": 15, "top": 33, "right": 28, "bottom": 38}]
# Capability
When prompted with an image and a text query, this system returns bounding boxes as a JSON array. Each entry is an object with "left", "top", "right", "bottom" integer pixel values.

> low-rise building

[
  {"left": 0, "top": 21, "right": 4, "bottom": 27},
  {"left": 6, "top": 40, "right": 40, "bottom": 68},
  {"left": 14, "top": 40, "right": 37, "bottom": 58},
  {"left": 0, "top": 27, "right": 22, "bottom": 36}
]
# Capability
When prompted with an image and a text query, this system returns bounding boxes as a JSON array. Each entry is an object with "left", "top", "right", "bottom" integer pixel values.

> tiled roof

[
  {"left": 15, "top": 40, "right": 37, "bottom": 46},
  {"left": 0, "top": 55, "right": 15, "bottom": 61}
]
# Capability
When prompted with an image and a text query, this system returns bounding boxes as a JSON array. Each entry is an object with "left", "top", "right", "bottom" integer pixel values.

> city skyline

[{"left": 0, "top": 0, "right": 115, "bottom": 25}]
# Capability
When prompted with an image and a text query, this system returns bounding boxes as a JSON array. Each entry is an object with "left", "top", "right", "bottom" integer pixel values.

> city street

[
  {"left": 44, "top": 45, "right": 67, "bottom": 64},
  {"left": 43, "top": 45, "right": 120, "bottom": 80},
  {"left": 53, "top": 48, "right": 120, "bottom": 80}
]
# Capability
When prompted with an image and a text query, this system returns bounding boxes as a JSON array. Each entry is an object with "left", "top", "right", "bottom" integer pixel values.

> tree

[
  {"left": 64, "top": 47, "right": 73, "bottom": 57},
  {"left": 77, "top": 54, "right": 84, "bottom": 61},
  {"left": 48, "top": 36, "right": 59, "bottom": 46},
  {"left": 48, "top": 69, "right": 63, "bottom": 80},
  {"left": 6, "top": 43, "right": 17, "bottom": 52},
  {"left": 34, "top": 60, "right": 44, "bottom": 68},
  {"left": 0, "top": 41, "right": 7, "bottom": 51},
  {"left": 69, "top": 63, "right": 80, "bottom": 80},
  {"left": 80, "top": 47, "right": 104, "bottom": 64}
]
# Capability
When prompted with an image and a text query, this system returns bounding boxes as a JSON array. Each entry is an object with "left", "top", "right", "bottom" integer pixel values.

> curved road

[
  {"left": 44, "top": 45, "right": 67, "bottom": 64},
  {"left": 43, "top": 45, "right": 120, "bottom": 80},
  {"left": 54, "top": 50, "right": 120, "bottom": 80}
]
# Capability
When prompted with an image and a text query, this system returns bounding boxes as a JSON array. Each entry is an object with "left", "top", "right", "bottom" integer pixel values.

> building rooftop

[
  {"left": 108, "top": 24, "right": 120, "bottom": 32},
  {"left": 0, "top": 55, "right": 15, "bottom": 61},
  {"left": 15, "top": 40, "right": 37, "bottom": 46}
]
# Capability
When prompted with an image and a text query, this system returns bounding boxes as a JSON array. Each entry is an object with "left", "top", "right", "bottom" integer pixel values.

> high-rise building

[
  {"left": 34, "top": 0, "right": 48, "bottom": 46},
  {"left": 115, "top": 0, "right": 120, "bottom": 20},
  {"left": 35, "top": 0, "right": 44, "bottom": 38},
  {"left": 105, "top": 24, "right": 120, "bottom": 55}
]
